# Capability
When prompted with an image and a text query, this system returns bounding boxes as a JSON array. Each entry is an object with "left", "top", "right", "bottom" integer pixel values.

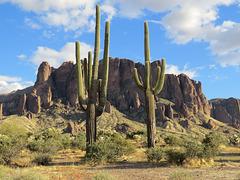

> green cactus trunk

[
  {"left": 145, "top": 89, "right": 156, "bottom": 147},
  {"left": 76, "top": 5, "right": 110, "bottom": 146},
  {"left": 133, "top": 22, "right": 165, "bottom": 148}
]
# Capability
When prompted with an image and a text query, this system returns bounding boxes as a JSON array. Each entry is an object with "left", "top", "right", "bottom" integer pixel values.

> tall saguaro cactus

[
  {"left": 133, "top": 22, "right": 165, "bottom": 147},
  {"left": 76, "top": 4, "right": 110, "bottom": 146}
]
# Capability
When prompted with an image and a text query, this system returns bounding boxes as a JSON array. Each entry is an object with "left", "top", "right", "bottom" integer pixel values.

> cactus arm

[
  {"left": 91, "top": 4, "right": 100, "bottom": 87},
  {"left": 99, "top": 21, "right": 110, "bottom": 109},
  {"left": 133, "top": 68, "right": 144, "bottom": 90},
  {"left": 76, "top": 41, "right": 87, "bottom": 111},
  {"left": 152, "top": 66, "right": 161, "bottom": 92},
  {"left": 84, "top": 58, "right": 88, "bottom": 91},
  {"left": 144, "top": 22, "right": 150, "bottom": 63},
  {"left": 153, "top": 58, "right": 166, "bottom": 95},
  {"left": 88, "top": 51, "right": 92, "bottom": 90}
]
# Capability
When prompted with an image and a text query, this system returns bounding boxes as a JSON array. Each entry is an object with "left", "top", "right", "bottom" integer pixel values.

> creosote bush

[
  {"left": 165, "top": 148, "right": 186, "bottom": 165},
  {"left": 85, "top": 130, "right": 135, "bottom": 164},
  {"left": 202, "top": 131, "right": 224, "bottom": 159},
  {"left": 164, "top": 135, "right": 184, "bottom": 146},
  {"left": 145, "top": 146, "right": 163, "bottom": 162},
  {"left": 0, "top": 122, "right": 28, "bottom": 165}
]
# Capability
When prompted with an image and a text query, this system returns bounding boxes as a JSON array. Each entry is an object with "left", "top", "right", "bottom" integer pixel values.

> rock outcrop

[
  {"left": 64, "top": 121, "right": 85, "bottom": 136},
  {"left": 206, "top": 119, "right": 218, "bottom": 130},
  {"left": 17, "top": 94, "right": 27, "bottom": 115},
  {"left": 27, "top": 89, "right": 41, "bottom": 114},
  {"left": 210, "top": 98, "right": 240, "bottom": 128},
  {"left": 0, "top": 58, "right": 225, "bottom": 127}
]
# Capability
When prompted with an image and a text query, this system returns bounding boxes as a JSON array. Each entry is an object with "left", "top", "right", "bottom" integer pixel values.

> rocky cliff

[
  {"left": 0, "top": 58, "right": 237, "bottom": 129},
  {"left": 210, "top": 98, "right": 240, "bottom": 128}
]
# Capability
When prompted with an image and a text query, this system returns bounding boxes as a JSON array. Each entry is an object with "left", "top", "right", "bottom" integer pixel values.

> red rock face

[
  {"left": 27, "top": 89, "right": 41, "bottom": 114},
  {"left": 211, "top": 98, "right": 240, "bottom": 128},
  {"left": 17, "top": 94, "right": 27, "bottom": 115},
  {"left": 0, "top": 58, "right": 213, "bottom": 123}
]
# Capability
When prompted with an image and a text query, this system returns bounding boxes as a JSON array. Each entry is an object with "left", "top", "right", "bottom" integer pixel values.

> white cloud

[
  {"left": 166, "top": 63, "right": 198, "bottom": 78},
  {"left": 28, "top": 42, "right": 94, "bottom": 68},
  {"left": 25, "top": 18, "right": 41, "bottom": 29},
  {"left": 17, "top": 54, "right": 26, "bottom": 60},
  {"left": 0, "top": 75, "right": 33, "bottom": 94},
  {"left": 2, "top": 0, "right": 240, "bottom": 67}
]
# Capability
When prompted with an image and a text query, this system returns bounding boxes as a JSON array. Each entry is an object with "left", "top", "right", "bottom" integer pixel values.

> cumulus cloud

[
  {"left": 0, "top": 75, "right": 33, "bottom": 94},
  {"left": 28, "top": 42, "right": 94, "bottom": 68},
  {"left": 2, "top": 0, "right": 240, "bottom": 66},
  {"left": 165, "top": 63, "right": 198, "bottom": 78}
]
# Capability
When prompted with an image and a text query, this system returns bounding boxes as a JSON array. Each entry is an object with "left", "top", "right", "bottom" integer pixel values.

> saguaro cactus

[
  {"left": 133, "top": 22, "right": 165, "bottom": 147},
  {"left": 76, "top": 4, "right": 110, "bottom": 146}
]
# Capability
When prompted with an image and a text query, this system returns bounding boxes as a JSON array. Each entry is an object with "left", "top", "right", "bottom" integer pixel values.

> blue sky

[{"left": 0, "top": 0, "right": 240, "bottom": 100}]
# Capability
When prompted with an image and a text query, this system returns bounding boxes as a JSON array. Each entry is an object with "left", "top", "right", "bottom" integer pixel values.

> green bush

[
  {"left": 126, "top": 130, "right": 147, "bottom": 139},
  {"left": 85, "top": 130, "right": 135, "bottom": 164},
  {"left": 27, "top": 138, "right": 61, "bottom": 154},
  {"left": 41, "top": 128, "right": 61, "bottom": 140},
  {"left": 184, "top": 140, "right": 203, "bottom": 159},
  {"left": 0, "top": 134, "right": 26, "bottom": 165},
  {"left": 71, "top": 132, "right": 86, "bottom": 150},
  {"left": 165, "top": 148, "right": 186, "bottom": 165},
  {"left": 32, "top": 153, "right": 52, "bottom": 165},
  {"left": 164, "top": 135, "right": 183, "bottom": 146},
  {"left": 145, "top": 146, "right": 163, "bottom": 162},
  {"left": 202, "top": 132, "right": 224, "bottom": 158}
]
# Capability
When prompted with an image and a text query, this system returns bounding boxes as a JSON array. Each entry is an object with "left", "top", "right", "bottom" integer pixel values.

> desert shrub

[
  {"left": 126, "top": 130, "right": 147, "bottom": 139},
  {"left": 164, "top": 135, "right": 184, "bottom": 146},
  {"left": 71, "top": 131, "right": 86, "bottom": 150},
  {"left": 41, "top": 128, "right": 61, "bottom": 140},
  {"left": 145, "top": 146, "right": 163, "bottom": 162},
  {"left": 92, "top": 173, "right": 116, "bottom": 180},
  {"left": 0, "top": 134, "right": 26, "bottom": 165},
  {"left": 165, "top": 148, "right": 186, "bottom": 165},
  {"left": 202, "top": 132, "right": 224, "bottom": 158},
  {"left": 32, "top": 153, "right": 52, "bottom": 165},
  {"left": 0, "top": 121, "right": 29, "bottom": 138},
  {"left": 184, "top": 140, "right": 204, "bottom": 159},
  {"left": 85, "top": 130, "right": 135, "bottom": 164},
  {"left": 169, "top": 170, "right": 193, "bottom": 180},
  {"left": 60, "top": 135, "right": 73, "bottom": 149},
  {"left": 27, "top": 138, "right": 61, "bottom": 154}
]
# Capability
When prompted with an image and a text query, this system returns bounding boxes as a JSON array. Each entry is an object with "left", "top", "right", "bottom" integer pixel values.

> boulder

[
  {"left": 64, "top": 121, "right": 84, "bottom": 136},
  {"left": 180, "top": 120, "right": 194, "bottom": 128},
  {"left": 206, "top": 119, "right": 218, "bottom": 130}
]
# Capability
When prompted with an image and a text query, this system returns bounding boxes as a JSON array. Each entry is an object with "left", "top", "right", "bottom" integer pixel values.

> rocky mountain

[
  {"left": 210, "top": 98, "right": 240, "bottom": 128},
  {"left": 0, "top": 58, "right": 239, "bottom": 129}
]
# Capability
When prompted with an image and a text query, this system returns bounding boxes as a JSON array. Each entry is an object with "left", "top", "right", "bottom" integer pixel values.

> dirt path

[{"left": 80, "top": 162, "right": 240, "bottom": 180}]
